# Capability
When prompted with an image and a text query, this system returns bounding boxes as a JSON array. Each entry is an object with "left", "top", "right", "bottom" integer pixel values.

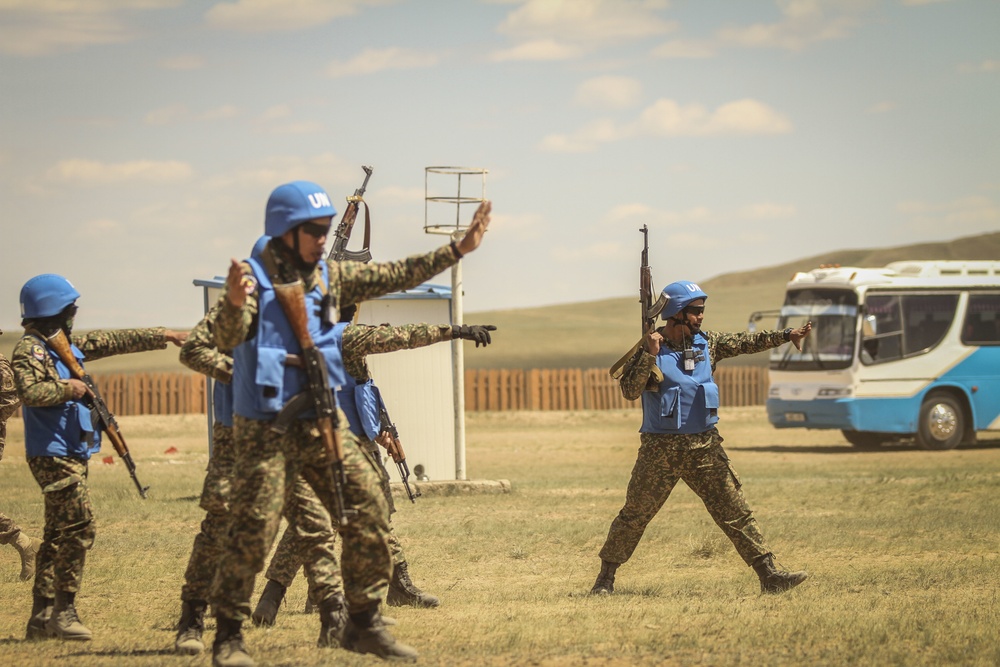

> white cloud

[
  {"left": 78, "top": 218, "right": 120, "bottom": 237},
  {"left": 46, "top": 159, "right": 193, "bottom": 185},
  {"left": 326, "top": 47, "right": 441, "bottom": 77},
  {"left": 375, "top": 185, "right": 424, "bottom": 203},
  {"left": 202, "top": 105, "right": 241, "bottom": 121},
  {"left": 604, "top": 203, "right": 714, "bottom": 227},
  {"left": 867, "top": 101, "right": 895, "bottom": 114},
  {"left": 145, "top": 104, "right": 189, "bottom": 126},
  {"left": 158, "top": 54, "right": 206, "bottom": 70},
  {"left": 541, "top": 97, "right": 792, "bottom": 152},
  {"left": 551, "top": 241, "right": 629, "bottom": 262},
  {"left": 490, "top": 39, "right": 582, "bottom": 62},
  {"left": 574, "top": 76, "right": 643, "bottom": 110},
  {"left": 958, "top": 59, "right": 1000, "bottom": 74},
  {"left": 715, "top": 1, "right": 863, "bottom": 52},
  {"left": 897, "top": 195, "right": 1000, "bottom": 234},
  {"left": 651, "top": 39, "right": 716, "bottom": 59},
  {"left": 204, "top": 0, "right": 386, "bottom": 33},
  {"left": 740, "top": 203, "right": 797, "bottom": 220},
  {"left": 0, "top": 0, "right": 178, "bottom": 56},
  {"left": 901, "top": 0, "right": 955, "bottom": 5},
  {"left": 494, "top": 0, "right": 675, "bottom": 61}
]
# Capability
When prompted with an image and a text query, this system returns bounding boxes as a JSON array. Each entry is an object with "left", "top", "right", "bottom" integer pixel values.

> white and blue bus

[{"left": 761, "top": 261, "right": 1000, "bottom": 449}]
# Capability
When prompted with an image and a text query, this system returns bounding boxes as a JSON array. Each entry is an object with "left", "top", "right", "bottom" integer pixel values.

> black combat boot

[
  {"left": 25, "top": 594, "right": 54, "bottom": 640},
  {"left": 386, "top": 561, "right": 440, "bottom": 608},
  {"left": 343, "top": 605, "right": 418, "bottom": 662},
  {"left": 589, "top": 560, "right": 618, "bottom": 595},
  {"left": 752, "top": 554, "right": 809, "bottom": 594},
  {"left": 212, "top": 616, "right": 254, "bottom": 667},
  {"left": 174, "top": 599, "right": 207, "bottom": 655},
  {"left": 250, "top": 579, "right": 285, "bottom": 627},
  {"left": 316, "top": 593, "right": 348, "bottom": 648},
  {"left": 46, "top": 590, "right": 92, "bottom": 641}
]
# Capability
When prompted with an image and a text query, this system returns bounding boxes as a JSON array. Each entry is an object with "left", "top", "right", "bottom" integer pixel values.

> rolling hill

[{"left": 3, "top": 231, "right": 999, "bottom": 373}]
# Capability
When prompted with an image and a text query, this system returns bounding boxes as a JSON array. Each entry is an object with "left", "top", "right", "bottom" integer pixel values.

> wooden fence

[
  {"left": 464, "top": 366, "right": 769, "bottom": 411},
  {"left": 8, "top": 367, "right": 769, "bottom": 416},
  {"left": 9, "top": 372, "right": 207, "bottom": 418}
]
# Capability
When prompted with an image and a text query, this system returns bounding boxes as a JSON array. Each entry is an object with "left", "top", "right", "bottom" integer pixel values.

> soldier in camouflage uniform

[
  {"left": 208, "top": 180, "right": 491, "bottom": 667},
  {"left": 173, "top": 237, "right": 347, "bottom": 655},
  {"left": 11, "top": 274, "right": 187, "bottom": 641},
  {"left": 1, "top": 330, "right": 43, "bottom": 582},
  {"left": 591, "top": 280, "right": 811, "bottom": 596},
  {"left": 252, "top": 314, "right": 496, "bottom": 624}
]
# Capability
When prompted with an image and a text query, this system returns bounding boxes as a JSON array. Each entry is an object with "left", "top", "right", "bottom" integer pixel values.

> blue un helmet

[
  {"left": 250, "top": 235, "right": 270, "bottom": 261},
  {"left": 264, "top": 181, "right": 337, "bottom": 237},
  {"left": 660, "top": 280, "right": 708, "bottom": 319},
  {"left": 20, "top": 274, "right": 81, "bottom": 319}
]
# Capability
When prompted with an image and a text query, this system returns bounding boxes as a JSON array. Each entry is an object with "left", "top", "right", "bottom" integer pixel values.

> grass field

[{"left": 1, "top": 409, "right": 999, "bottom": 666}]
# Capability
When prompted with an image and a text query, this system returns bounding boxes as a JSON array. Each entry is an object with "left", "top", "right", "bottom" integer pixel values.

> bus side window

[{"left": 962, "top": 294, "right": 1000, "bottom": 345}]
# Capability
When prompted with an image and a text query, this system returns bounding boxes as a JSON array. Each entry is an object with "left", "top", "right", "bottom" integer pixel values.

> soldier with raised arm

[{"left": 207, "top": 180, "right": 490, "bottom": 667}]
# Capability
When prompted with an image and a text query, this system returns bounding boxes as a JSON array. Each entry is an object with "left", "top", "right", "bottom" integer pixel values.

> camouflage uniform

[
  {"left": 599, "top": 329, "right": 788, "bottom": 568},
  {"left": 11, "top": 328, "right": 168, "bottom": 597},
  {"left": 263, "top": 322, "right": 453, "bottom": 586},
  {"left": 1, "top": 351, "right": 26, "bottom": 545},
  {"left": 179, "top": 305, "right": 344, "bottom": 607},
  {"left": 210, "top": 243, "right": 461, "bottom": 622},
  {"left": 177, "top": 305, "right": 236, "bottom": 603}
]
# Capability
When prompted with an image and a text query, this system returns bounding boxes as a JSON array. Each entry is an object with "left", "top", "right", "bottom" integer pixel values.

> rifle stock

[
  {"left": 271, "top": 281, "right": 354, "bottom": 527},
  {"left": 44, "top": 330, "right": 149, "bottom": 498},
  {"left": 329, "top": 165, "right": 373, "bottom": 262}
]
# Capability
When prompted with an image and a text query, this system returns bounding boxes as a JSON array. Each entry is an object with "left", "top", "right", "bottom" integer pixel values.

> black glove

[{"left": 452, "top": 324, "right": 497, "bottom": 347}]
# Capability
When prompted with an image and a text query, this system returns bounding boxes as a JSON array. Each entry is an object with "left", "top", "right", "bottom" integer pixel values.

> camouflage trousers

[
  {"left": 180, "top": 422, "right": 236, "bottom": 602},
  {"left": 0, "top": 512, "right": 23, "bottom": 545},
  {"left": 599, "top": 430, "right": 770, "bottom": 567},
  {"left": 264, "top": 440, "right": 405, "bottom": 591},
  {"left": 210, "top": 413, "right": 391, "bottom": 621},
  {"left": 27, "top": 456, "right": 96, "bottom": 596}
]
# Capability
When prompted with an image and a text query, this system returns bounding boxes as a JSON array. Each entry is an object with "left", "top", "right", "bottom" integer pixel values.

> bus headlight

[{"left": 817, "top": 387, "right": 852, "bottom": 397}]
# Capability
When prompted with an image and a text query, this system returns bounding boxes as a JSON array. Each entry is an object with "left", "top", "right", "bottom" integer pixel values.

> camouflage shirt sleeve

[
  {"left": 0, "top": 353, "right": 20, "bottom": 459},
  {"left": 180, "top": 304, "right": 233, "bottom": 383},
  {"left": 71, "top": 327, "right": 168, "bottom": 362},
  {"left": 333, "top": 245, "right": 458, "bottom": 308},
  {"left": 342, "top": 323, "right": 452, "bottom": 380},
  {"left": 620, "top": 348, "right": 659, "bottom": 401},
  {"left": 214, "top": 262, "right": 259, "bottom": 352},
  {"left": 12, "top": 335, "right": 73, "bottom": 407},
  {"left": 705, "top": 330, "right": 786, "bottom": 370}
]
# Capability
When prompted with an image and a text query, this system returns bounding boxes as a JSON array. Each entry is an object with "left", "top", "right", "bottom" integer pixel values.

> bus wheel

[
  {"left": 916, "top": 394, "right": 964, "bottom": 450},
  {"left": 841, "top": 430, "right": 886, "bottom": 449}
]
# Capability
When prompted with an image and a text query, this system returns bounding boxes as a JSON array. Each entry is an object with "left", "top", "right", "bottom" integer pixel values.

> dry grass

[{"left": 1, "top": 409, "right": 999, "bottom": 666}]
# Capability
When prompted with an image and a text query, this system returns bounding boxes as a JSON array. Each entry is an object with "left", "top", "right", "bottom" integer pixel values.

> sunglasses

[
  {"left": 300, "top": 221, "right": 332, "bottom": 238},
  {"left": 683, "top": 306, "right": 705, "bottom": 316}
]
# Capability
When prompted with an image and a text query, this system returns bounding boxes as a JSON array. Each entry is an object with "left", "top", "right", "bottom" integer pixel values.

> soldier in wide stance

[
  {"left": 591, "top": 280, "right": 812, "bottom": 596},
  {"left": 12, "top": 274, "right": 187, "bottom": 641},
  {"left": 1, "top": 330, "right": 42, "bottom": 582},
  {"left": 207, "top": 180, "right": 491, "bottom": 667},
  {"left": 252, "top": 310, "right": 496, "bottom": 626}
]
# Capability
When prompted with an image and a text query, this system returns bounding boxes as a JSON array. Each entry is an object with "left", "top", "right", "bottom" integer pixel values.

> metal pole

[{"left": 450, "top": 230, "right": 467, "bottom": 480}]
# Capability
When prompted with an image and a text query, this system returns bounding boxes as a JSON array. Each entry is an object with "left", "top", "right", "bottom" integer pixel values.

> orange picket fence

[{"left": 464, "top": 366, "right": 769, "bottom": 411}]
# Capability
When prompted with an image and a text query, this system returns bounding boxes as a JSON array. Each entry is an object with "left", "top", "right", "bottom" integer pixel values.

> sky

[{"left": 1, "top": 0, "right": 998, "bottom": 330}]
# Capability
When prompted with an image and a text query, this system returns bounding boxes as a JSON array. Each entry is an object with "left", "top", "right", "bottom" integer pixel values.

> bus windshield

[{"left": 770, "top": 288, "right": 858, "bottom": 371}]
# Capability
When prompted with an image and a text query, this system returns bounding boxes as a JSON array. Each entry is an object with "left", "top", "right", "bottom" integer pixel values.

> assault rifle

[
  {"left": 271, "top": 281, "right": 355, "bottom": 527},
  {"left": 329, "top": 165, "right": 374, "bottom": 262},
  {"left": 608, "top": 225, "right": 667, "bottom": 383},
  {"left": 43, "top": 330, "right": 150, "bottom": 498},
  {"left": 376, "top": 396, "right": 420, "bottom": 503}
]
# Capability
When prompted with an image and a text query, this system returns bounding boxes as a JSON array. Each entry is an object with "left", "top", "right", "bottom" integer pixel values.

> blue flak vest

[
  {"left": 640, "top": 332, "right": 721, "bottom": 435},
  {"left": 337, "top": 372, "right": 382, "bottom": 441},
  {"left": 23, "top": 339, "right": 101, "bottom": 459},
  {"left": 213, "top": 379, "right": 234, "bottom": 428},
  {"left": 232, "top": 258, "right": 346, "bottom": 421}
]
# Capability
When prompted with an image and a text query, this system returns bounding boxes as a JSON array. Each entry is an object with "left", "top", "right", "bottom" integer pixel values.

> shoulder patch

[
  {"left": 31, "top": 344, "right": 47, "bottom": 361},
  {"left": 240, "top": 274, "right": 258, "bottom": 295}
]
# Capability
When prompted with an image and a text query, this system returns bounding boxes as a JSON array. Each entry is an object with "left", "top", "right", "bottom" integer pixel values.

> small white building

[{"left": 192, "top": 279, "right": 459, "bottom": 481}]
